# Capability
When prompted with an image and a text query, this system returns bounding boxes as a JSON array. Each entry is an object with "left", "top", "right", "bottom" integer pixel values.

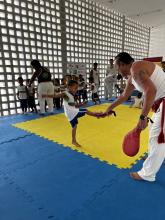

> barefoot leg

[{"left": 130, "top": 172, "right": 143, "bottom": 181}]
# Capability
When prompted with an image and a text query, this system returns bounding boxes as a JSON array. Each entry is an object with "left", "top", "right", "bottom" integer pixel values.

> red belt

[{"left": 152, "top": 97, "right": 165, "bottom": 143}]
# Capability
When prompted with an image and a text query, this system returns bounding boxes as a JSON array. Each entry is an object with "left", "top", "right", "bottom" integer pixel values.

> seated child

[
  {"left": 130, "top": 91, "right": 143, "bottom": 108},
  {"left": 43, "top": 80, "right": 100, "bottom": 147}
]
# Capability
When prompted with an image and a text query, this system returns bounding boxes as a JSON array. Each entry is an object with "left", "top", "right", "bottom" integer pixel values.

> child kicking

[{"left": 43, "top": 79, "right": 100, "bottom": 147}]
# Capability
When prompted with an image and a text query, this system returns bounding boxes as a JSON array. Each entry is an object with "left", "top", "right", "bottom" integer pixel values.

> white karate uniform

[
  {"left": 38, "top": 82, "right": 54, "bottom": 114},
  {"left": 132, "top": 65, "right": 165, "bottom": 181},
  {"left": 92, "top": 69, "right": 100, "bottom": 92},
  {"left": 63, "top": 91, "right": 79, "bottom": 121},
  {"left": 104, "top": 65, "right": 117, "bottom": 99}
]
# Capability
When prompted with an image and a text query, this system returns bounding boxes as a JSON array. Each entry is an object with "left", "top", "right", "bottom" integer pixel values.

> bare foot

[
  {"left": 72, "top": 141, "right": 81, "bottom": 147},
  {"left": 141, "top": 155, "right": 148, "bottom": 161},
  {"left": 130, "top": 172, "right": 143, "bottom": 181}
]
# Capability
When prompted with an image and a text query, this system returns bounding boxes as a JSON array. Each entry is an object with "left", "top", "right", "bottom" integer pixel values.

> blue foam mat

[
  {"left": 0, "top": 135, "right": 121, "bottom": 220},
  {"left": 1, "top": 99, "right": 165, "bottom": 220}
]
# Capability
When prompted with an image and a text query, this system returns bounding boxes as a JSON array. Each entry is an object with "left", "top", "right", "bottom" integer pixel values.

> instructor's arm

[
  {"left": 132, "top": 67, "right": 156, "bottom": 130},
  {"left": 105, "top": 76, "right": 135, "bottom": 114}
]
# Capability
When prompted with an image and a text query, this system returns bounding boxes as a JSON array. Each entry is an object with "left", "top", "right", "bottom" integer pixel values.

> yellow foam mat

[{"left": 13, "top": 104, "right": 150, "bottom": 168}]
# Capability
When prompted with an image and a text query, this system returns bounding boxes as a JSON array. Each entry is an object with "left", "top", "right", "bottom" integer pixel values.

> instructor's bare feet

[
  {"left": 72, "top": 141, "right": 81, "bottom": 147},
  {"left": 130, "top": 172, "right": 143, "bottom": 181}
]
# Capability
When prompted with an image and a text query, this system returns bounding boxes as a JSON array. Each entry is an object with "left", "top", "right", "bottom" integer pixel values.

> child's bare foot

[
  {"left": 130, "top": 172, "right": 143, "bottom": 181},
  {"left": 72, "top": 141, "right": 81, "bottom": 147}
]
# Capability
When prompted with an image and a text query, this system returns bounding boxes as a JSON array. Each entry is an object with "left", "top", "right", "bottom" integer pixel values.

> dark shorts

[
  {"left": 70, "top": 108, "right": 87, "bottom": 128},
  {"left": 78, "top": 89, "right": 84, "bottom": 96},
  {"left": 92, "top": 93, "right": 99, "bottom": 99},
  {"left": 28, "top": 96, "right": 36, "bottom": 108},
  {"left": 20, "top": 99, "right": 28, "bottom": 109}
]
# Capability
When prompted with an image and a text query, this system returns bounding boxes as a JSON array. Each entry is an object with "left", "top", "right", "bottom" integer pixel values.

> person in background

[
  {"left": 78, "top": 74, "right": 85, "bottom": 103},
  {"left": 104, "top": 59, "right": 117, "bottom": 100},
  {"left": 26, "top": 79, "right": 38, "bottom": 113},
  {"left": 60, "top": 77, "right": 67, "bottom": 107},
  {"left": 53, "top": 78, "right": 61, "bottom": 109},
  {"left": 72, "top": 75, "right": 79, "bottom": 103},
  {"left": 90, "top": 62, "right": 100, "bottom": 93},
  {"left": 82, "top": 79, "right": 88, "bottom": 103},
  {"left": 17, "top": 76, "right": 28, "bottom": 114},
  {"left": 89, "top": 76, "right": 101, "bottom": 105},
  {"left": 130, "top": 91, "right": 143, "bottom": 109},
  {"left": 29, "top": 60, "right": 54, "bottom": 115}
]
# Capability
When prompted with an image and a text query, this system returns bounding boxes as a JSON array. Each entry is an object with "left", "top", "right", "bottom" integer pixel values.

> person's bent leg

[
  {"left": 46, "top": 82, "right": 54, "bottom": 113},
  {"left": 38, "top": 83, "right": 46, "bottom": 114},
  {"left": 136, "top": 138, "right": 165, "bottom": 182}
]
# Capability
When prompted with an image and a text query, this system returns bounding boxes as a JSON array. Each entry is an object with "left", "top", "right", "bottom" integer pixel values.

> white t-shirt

[
  {"left": 63, "top": 91, "right": 79, "bottom": 121},
  {"left": 132, "top": 97, "right": 142, "bottom": 108},
  {"left": 27, "top": 84, "right": 34, "bottom": 96},
  {"left": 54, "top": 85, "right": 60, "bottom": 93},
  {"left": 106, "top": 65, "right": 117, "bottom": 81},
  {"left": 92, "top": 69, "right": 100, "bottom": 85},
  {"left": 91, "top": 83, "right": 97, "bottom": 94},
  {"left": 78, "top": 79, "right": 85, "bottom": 90},
  {"left": 17, "top": 85, "right": 28, "bottom": 100}
]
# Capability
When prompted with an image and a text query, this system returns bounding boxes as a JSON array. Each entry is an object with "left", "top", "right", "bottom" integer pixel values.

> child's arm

[{"left": 42, "top": 92, "right": 69, "bottom": 101}]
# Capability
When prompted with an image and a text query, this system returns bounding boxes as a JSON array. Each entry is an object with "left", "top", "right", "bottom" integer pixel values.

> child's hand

[
  {"left": 93, "top": 112, "right": 105, "bottom": 118},
  {"left": 106, "top": 110, "right": 116, "bottom": 117},
  {"left": 96, "top": 110, "right": 116, "bottom": 118}
]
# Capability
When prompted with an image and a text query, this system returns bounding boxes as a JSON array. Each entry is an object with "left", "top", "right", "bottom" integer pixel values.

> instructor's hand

[{"left": 136, "top": 118, "right": 148, "bottom": 130}]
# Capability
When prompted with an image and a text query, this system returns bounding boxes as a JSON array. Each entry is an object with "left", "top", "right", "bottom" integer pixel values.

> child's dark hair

[
  {"left": 31, "top": 60, "right": 41, "bottom": 68},
  {"left": 67, "top": 80, "right": 78, "bottom": 87},
  {"left": 55, "top": 78, "right": 60, "bottom": 84},
  {"left": 137, "top": 92, "right": 142, "bottom": 99},
  {"left": 18, "top": 76, "right": 23, "bottom": 81}
]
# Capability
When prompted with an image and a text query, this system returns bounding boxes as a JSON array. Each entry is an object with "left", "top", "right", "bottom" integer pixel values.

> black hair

[
  {"left": 55, "top": 78, "right": 60, "bottom": 83},
  {"left": 117, "top": 74, "right": 122, "bottom": 80},
  {"left": 18, "top": 76, "right": 23, "bottom": 81},
  {"left": 93, "top": 62, "right": 98, "bottom": 65},
  {"left": 67, "top": 80, "right": 78, "bottom": 87},
  {"left": 31, "top": 60, "right": 41, "bottom": 68},
  {"left": 115, "top": 52, "right": 134, "bottom": 65},
  {"left": 137, "top": 92, "right": 142, "bottom": 99}
]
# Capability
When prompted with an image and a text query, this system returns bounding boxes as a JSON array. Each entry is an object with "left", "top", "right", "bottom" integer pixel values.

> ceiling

[{"left": 92, "top": 0, "right": 165, "bottom": 27}]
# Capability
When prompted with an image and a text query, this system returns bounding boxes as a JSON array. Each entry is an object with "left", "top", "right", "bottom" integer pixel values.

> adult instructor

[
  {"left": 104, "top": 52, "right": 165, "bottom": 182},
  {"left": 29, "top": 60, "right": 54, "bottom": 115}
]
